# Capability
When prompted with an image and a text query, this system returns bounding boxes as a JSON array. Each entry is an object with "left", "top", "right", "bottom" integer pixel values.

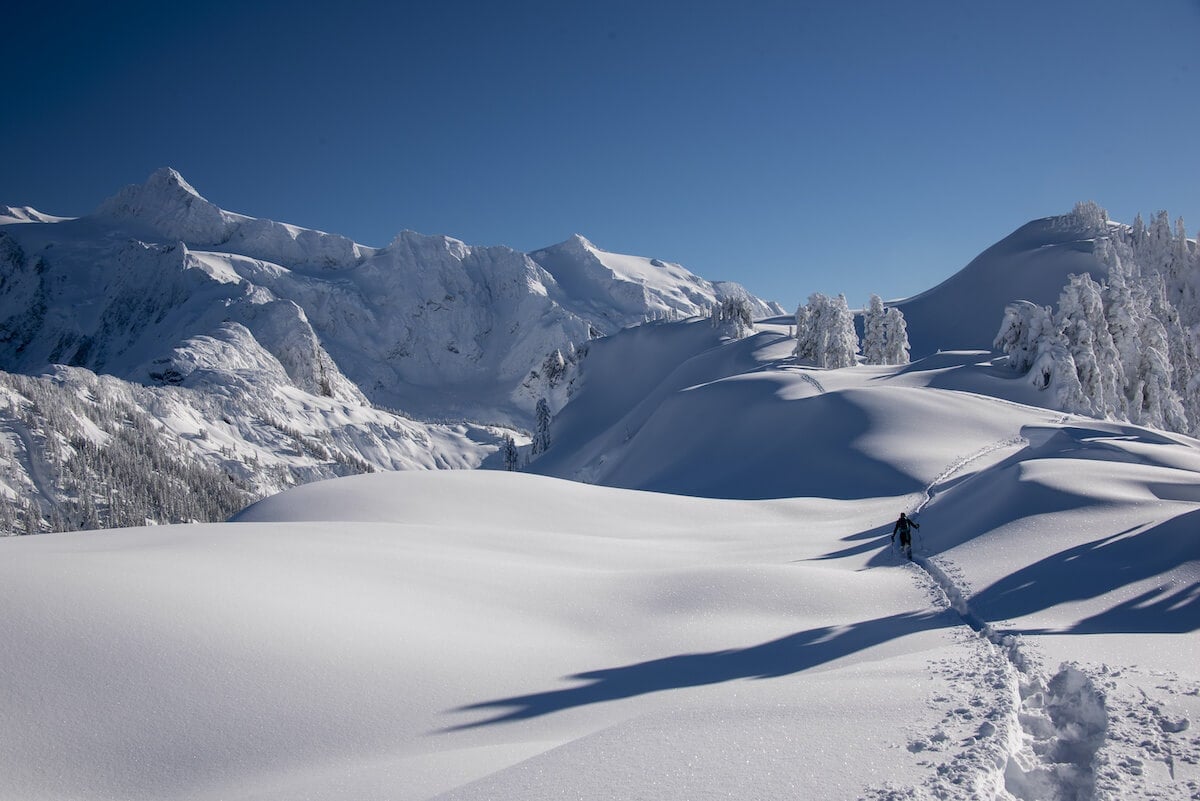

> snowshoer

[{"left": 892, "top": 512, "right": 919, "bottom": 559}]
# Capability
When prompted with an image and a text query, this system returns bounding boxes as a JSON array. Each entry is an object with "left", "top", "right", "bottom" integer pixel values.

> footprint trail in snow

[{"left": 870, "top": 437, "right": 1116, "bottom": 800}]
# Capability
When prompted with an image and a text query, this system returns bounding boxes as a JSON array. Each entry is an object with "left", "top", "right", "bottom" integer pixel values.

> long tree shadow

[
  {"left": 970, "top": 508, "right": 1200, "bottom": 634},
  {"left": 443, "top": 610, "right": 952, "bottom": 731}
]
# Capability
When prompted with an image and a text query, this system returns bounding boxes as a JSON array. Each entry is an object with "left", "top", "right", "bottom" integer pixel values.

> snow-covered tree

[
  {"left": 996, "top": 210, "right": 1198, "bottom": 434},
  {"left": 1069, "top": 200, "right": 1109, "bottom": 236},
  {"left": 822, "top": 294, "right": 859, "bottom": 368},
  {"left": 861, "top": 295, "right": 888, "bottom": 365},
  {"left": 1130, "top": 311, "right": 1188, "bottom": 431},
  {"left": 861, "top": 294, "right": 909, "bottom": 366},
  {"left": 532, "top": 397, "right": 552, "bottom": 455},
  {"left": 1147, "top": 210, "right": 1175, "bottom": 278},
  {"left": 994, "top": 300, "right": 1056, "bottom": 373},
  {"left": 1056, "top": 273, "right": 1122, "bottom": 418},
  {"left": 1026, "top": 338, "right": 1088, "bottom": 414},
  {"left": 1102, "top": 264, "right": 1145, "bottom": 397},
  {"left": 1129, "top": 212, "right": 1148, "bottom": 262},
  {"left": 543, "top": 349, "right": 567, "bottom": 387},
  {"left": 793, "top": 302, "right": 816, "bottom": 360},
  {"left": 795, "top": 293, "right": 857, "bottom": 368},
  {"left": 710, "top": 297, "right": 755, "bottom": 338},
  {"left": 882, "top": 307, "right": 910, "bottom": 365}
]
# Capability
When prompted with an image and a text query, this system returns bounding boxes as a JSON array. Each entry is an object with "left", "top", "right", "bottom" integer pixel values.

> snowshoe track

[{"left": 902, "top": 438, "right": 1111, "bottom": 800}]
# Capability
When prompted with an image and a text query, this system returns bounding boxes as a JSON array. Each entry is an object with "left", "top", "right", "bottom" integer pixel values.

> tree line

[{"left": 995, "top": 202, "right": 1200, "bottom": 435}]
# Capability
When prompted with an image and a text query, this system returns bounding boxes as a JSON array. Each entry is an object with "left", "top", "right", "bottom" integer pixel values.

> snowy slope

[
  {"left": 0, "top": 205, "right": 67, "bottom": 224},
  {"left": 0, "top": 362, "right": 511, "bottom": 532},
  {"left": 0, "top": 443, "right": 1194, "bottom": 800},
  {"left": 896, "top": 215, "right": 1108, "bottom": 357},
  {"left": 530, "top": 234, "right": 783, "bottom": 323},
  {"left": 2, "top": 315, "right": 1197, "bottom": 799}
]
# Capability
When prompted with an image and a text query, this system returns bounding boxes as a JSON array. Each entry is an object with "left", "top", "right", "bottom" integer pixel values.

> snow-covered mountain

[
  {"left": 0, "top": 168, "right": 783, "bottom": 530},
  {"left": 4, "top": 167, "right": 780, "bottom": 424}
]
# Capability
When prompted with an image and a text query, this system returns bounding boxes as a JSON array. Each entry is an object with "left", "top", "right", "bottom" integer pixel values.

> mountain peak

[
  {"left": 93, "top": 167, "right": 231, "bottom": 244},
  {"left": 536, "top": 234, "right": 597, "bottom": 255},
  {"left": 147, "top": 167, "right": 205, "bottom": 199}
]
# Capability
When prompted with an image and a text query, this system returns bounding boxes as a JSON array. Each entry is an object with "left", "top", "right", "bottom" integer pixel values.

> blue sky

[{"left": 4, "top": 0, "right": 1198, "bottom": 308}]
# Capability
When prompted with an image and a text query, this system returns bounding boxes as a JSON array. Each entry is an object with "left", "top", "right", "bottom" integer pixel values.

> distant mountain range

[{"left": 0, "top": 169, "right": 783, "bottom": 530}]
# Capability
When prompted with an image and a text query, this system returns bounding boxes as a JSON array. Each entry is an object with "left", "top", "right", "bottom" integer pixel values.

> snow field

[{"left": 3, "top": 472, "right": 984, "bottom": 800}]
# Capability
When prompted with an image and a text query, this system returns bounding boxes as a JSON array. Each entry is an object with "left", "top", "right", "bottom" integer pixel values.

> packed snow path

[{"left": 902, "top": 438, "right": 1110, "bottom": 801}]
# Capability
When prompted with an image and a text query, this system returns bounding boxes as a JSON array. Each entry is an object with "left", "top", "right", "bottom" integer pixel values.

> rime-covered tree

[
  {"left": 793, "top": 302, "right": 816, "bottom": 360},
  {"left": 994, "top": 301, "right": 1056, "bottom": 373},
  {"left": 1069, "top": 200, "right": 1109, "bottom": 236},
  {"left": 1056, "top": 273, "right": 1122, "bottom": 417},
  {"left": 1129, "top": 212, "right": 1147, "bottom": 261},
  {"left": 1147, "top": 210, "right": 1175, "bottom": 278},
  {"left": 882, "top": 307, "right": 911, "bottom": 365},
  {"left": 1102, "top": 266, "right": 1146, "bottom": 402},
  {"left": 1130, "top": 312, "right": 1185, "bottom": 430},
  {"left": 863, "top": 294, "right": 910, "bottom": 366},
  {"left": 710, "top": 297, "right": 755, "bottom": 338},
  {"left": 795, "top": 293, "right": 857, "bottom": 368},
  {"left": 1026, "top": 338, "right": 1088, "bottom": 414},
  {"left": 819, "top": 294, "right": 854, "bottom": 368},
  {"left": 861, "top": 295, "right": 888, "bottom": 365}
]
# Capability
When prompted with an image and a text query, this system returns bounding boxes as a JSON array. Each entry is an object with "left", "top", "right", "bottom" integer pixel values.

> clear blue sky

[{"left": 4, "top": 0, "right": 1198, "bottom": 308}]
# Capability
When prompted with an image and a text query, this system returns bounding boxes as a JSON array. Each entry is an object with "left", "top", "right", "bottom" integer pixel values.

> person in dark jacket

[{"left": 892, "top": 512, "right": 919, "bottom": 559}]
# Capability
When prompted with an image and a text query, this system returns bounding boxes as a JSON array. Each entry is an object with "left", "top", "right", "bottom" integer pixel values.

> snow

[
  {"left": 4, "top": 320, "right": 1199, "bottom": 798},
  {"left": 2, "top": 168, "right": 781, "bottom": 427},
  {"left": 0, "top": 205, "right": 70, "bottom": 224},
  {"left": 897, "top": 216, "right": 1108, "bottom": 358},
  {"left": 531, "top": 233, "right": 784, "bottom": 323},
  {"left": 1, "top": 176, "right": 1198, "bottom": 799}
]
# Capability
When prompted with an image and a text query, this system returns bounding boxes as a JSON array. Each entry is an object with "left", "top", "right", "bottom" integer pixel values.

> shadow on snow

[
  {"left": 971, "top": 508, "right": 1200, "bottom": 634},
  {"left": 444, "top": 609, "right": 951, "bottom": 731}
]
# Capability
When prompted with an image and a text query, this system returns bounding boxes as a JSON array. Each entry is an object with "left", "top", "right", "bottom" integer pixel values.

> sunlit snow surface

[{"left": 2, "top": 323, "right": 1198, "bottom": 800}]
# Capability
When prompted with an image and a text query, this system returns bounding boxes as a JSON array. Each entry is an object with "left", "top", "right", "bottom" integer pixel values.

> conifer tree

[
  {"left": 500, "top": 434, "right": 520, "bottom": 471},
  {"left": 861, "top": 295, "right": 888, "bottom": 365},
  {"left": 882, "top": 307, "right": 911, "bottom": 365},
  {"left": 532, "top": 398, "right": 552, "bottom": 455}
]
